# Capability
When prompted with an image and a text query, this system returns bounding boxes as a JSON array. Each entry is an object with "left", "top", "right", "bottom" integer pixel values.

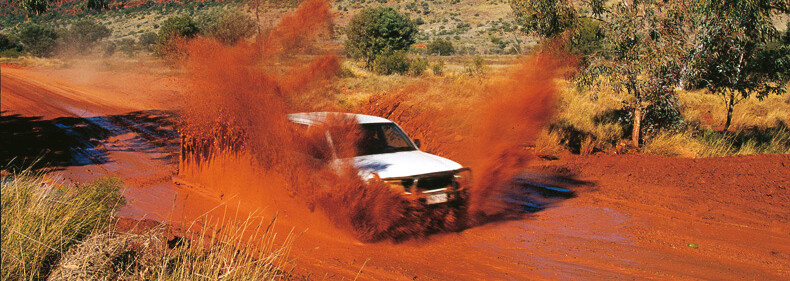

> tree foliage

[
  {"left": 0, "top": 33, "right": 19, "bottom": 51},
  {"left": 18, "top": 24, "right": 58, "bottom": 57},
  {"left": 514, "top": 0, "right": 790, "bottom": 144},
  {"left": 426, "top": 38, "right": 455, "bottom": 56},
  {"left": 568, "top": 18, "right": 604, "bottom": 57},
  {"left": 85, "top": 0, "right": 110, "bottom": 11},
  {"left": 510, "top": 0, "right": 579, "bottom": 38},
  {"left": 155, "top": 15, "right": 200, "bottom": 56},
  {"left": 60, "top": 19, "right": 112, "bottom": 53},
  {"left": 196, "top": 10, "right": 257, "bottom": 46},
  {"left": 513, "top": 0, "right": 689, "bottom": 146},
  {"left": 138, "top": 32, "right": 157, "bottom": 51},
  {"left": 20, "top": 0, "right": 48, "bottom": 16},
  {"left": 688, "top": 0, "right": 790, "bottom": 131},
  {"left": 595, "top": 1, "right": 688, "bottom": 145},
  {"left": 345, "top": 7, "right": 417, "bottom": 67},
  {"left": 371, "top": 51, "right": 411, "bottom": 75}
]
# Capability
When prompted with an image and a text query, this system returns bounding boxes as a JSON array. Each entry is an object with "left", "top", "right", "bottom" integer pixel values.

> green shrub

[
  {"left": 60, "top": 19, "right": 112, "bottom": 53},
  {"left": 85, "top": 0, "right": 110, "bottom": 11},
  {"left": 0, "top": 33, "right": 18, "bottom": 51},
  {"left": 0, "top": 33, "right": 22, "bottom": 57},
  {"left": 155, "top": 15, "right": 199, "bottom": 56},
  {"left": 490, "top": 36, "right": 507, "bottom": 53},
  {"left": 197, "top": 9, "right": 257, "bottom": 45},
  {"left": 345, "top": 7, "right": 417, "bottom": 67},
  {"left": 0, "top": 49, "right": 23, "bottom": 58},
  {"left": 426, "top": 38, "right": 455, "bottom": 55},
  {"left": 409, "top": 56, "right": 429, "bottom": 76},
  {"left": 138, "top": 32, "right": 157, "bottom": 51},
  {"left": 159, "top": 15, "right": 200, "bottom": 39},
  {"left": 103, "top": 41, "right": 116, "bottom": 56},
  {"left": 18, "top": 24, "right": 58, "bottom": 57},
  {"left": 431, "top": 60, "right": 444, "bottom": 76},
  {"left": 117, "top": 38, "right": 136, "bottom": 56},
  {"left": 0, "top": 33, "right": 16, "bottom": 51},
  {"left": 20, "top": 0, "right": 48, "bottom": 16},
  {"left": 372, "top": 51, "right": 411, "bottom": 75},
  {"left": 464, "top": 55, "right": 487, "bottom": 76}
]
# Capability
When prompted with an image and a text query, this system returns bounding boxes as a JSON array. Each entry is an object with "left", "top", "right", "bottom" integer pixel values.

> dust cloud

[{"left": 177, "top": 0, "right": 570, "bottom": 241}]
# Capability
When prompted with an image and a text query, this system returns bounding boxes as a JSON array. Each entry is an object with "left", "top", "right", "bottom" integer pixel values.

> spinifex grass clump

[
  {"left": 1, "top": 172, "right": 297, "bottom": 280},
  {"left": 1, "top": 172, "right": 125, "bottom": 280},
  {"left": 50, "top": 212, "right": 299, "bottom": 280},
  {"left": 643, "top": 126, "right": 790, "bottom": 157}
]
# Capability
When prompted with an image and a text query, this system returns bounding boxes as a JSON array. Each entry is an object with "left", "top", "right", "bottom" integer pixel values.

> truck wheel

[{"left": 444, "top": 190, "right": 469, "bottom": 232}]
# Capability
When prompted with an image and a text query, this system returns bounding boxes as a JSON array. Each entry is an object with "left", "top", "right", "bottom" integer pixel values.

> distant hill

[{"left": 1, "top": 0, "right": 534, "bottom": 56}]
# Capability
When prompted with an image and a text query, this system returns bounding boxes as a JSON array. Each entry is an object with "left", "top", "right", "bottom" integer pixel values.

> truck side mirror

[{"left": 413, "top": 139, "right": 421, "bottom": 149}]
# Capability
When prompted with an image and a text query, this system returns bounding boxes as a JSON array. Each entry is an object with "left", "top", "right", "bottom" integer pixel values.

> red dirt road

[{"left": 2, "top": 65, "right": 789, "bottom": 280}]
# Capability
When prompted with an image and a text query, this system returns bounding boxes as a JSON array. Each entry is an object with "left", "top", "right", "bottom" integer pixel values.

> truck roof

[{"left": 287, "top": 112, "right": 393, "bottom": 126}]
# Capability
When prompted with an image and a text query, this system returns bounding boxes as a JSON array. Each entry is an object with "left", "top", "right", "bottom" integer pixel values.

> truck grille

[{"left": 417, "top": 175, "right": 454, "bottom": 191}]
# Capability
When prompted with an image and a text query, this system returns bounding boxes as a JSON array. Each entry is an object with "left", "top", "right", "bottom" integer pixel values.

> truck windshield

[{"left": 357, "top": 123, "right": 417, "bottom": 155}]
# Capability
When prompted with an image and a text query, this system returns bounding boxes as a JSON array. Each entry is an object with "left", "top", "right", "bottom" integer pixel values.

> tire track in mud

[{"left": 1, "top": 68, "right": 189, "bottom": 221}]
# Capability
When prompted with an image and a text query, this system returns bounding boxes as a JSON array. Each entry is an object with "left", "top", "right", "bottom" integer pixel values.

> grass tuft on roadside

[
  {"left": 1, "top": 172, "right": 125, "bottom": 280},
  {"left": 1, "top": 172, "right": 296, "bottom": 281},
  {"left": 644, "top": 126, "right": 790, "bottom": 157}
]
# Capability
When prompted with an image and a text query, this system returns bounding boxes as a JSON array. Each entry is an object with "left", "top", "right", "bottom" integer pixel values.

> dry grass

[
  {"left": 1, "top": 173, "right": 125, "bottom": 280},
  {"left": 539, "top": 82, "right": 626, "bottom": 155},
  {"left": 534, "top": 130, "right": 565, "bottom": 158},
  {"left": 642, "top": 131, "right": 704, "bottom": 158},
  {"left": 1, "top": 172, "right": 296, "bottom": 281},
  {"left": 534, "top": 81, "right": 790, "bottom": 158},
  {"left": 644, "top": 127, "right": 790, "bottom": 157},
  {"left": 641, "top": 88, "right": 790, "bottom": 157},
  {"left": 49, "top": 215, "right": 298, "bottom": 280},
  {"left": 323, "top": 63, "right": 788, "bottom": 158},
  {"left": 0, "top": 56, "right": 70, "bottom": 68},
  {"left": 677, "top": 89, "right": 790, "bottom": 130}
]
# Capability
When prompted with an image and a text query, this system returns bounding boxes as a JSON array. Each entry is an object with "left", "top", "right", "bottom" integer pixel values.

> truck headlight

[
  {"left": 383, "top": 179, "right": 413, "bottom": 193},
  {"left": 453, "top": 168, "right": 472, "bottom": 190}
]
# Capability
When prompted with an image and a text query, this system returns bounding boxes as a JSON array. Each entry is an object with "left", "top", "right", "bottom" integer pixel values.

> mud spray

[
  {"left": 177, "top": 0, "right": 570, "bottom": 242},
  {"left": 362, "top": 53, "right": 569, "bottom": 223}
]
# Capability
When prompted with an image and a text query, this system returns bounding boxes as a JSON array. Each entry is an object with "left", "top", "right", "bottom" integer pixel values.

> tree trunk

[
  {"left": 724, "top": 91, "right": 734, "bottom": 132},
  {"left": 632, "top": 105, "right": 642, "bottom": 147}
]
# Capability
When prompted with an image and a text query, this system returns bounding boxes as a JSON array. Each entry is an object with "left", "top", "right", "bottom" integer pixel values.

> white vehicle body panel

[
  {"left": 287, "top": 112, "right": 463, "bottom": 180},
  {"left": 354, "top": 150, "right": 463, "bottom": 179}
]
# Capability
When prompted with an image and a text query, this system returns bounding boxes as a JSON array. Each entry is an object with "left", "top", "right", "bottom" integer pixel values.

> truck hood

[{"left": 353, "top": 151, "right": 463, "bottom": 179}]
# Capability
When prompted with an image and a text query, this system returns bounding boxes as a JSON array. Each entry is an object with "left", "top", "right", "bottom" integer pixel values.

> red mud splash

[
  {"left": 462, "top": 54, "right": 567, "bottom": 219},
  {"left": 176, "top": 0, "right": 426, "bottom": 241},
  {"left": 177, "top": 0, "right": 571, "bottom": 241},
  {"left": 361, "top": 54, "right": 571, "bottom": 223}
]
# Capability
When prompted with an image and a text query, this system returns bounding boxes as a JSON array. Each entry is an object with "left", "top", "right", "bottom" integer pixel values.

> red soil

[
  {"left": 4, "top": 60, "right": 789, "bottom": 280},
  {"left": 2, "top": 0, "right": 789, "bottom": 277}
]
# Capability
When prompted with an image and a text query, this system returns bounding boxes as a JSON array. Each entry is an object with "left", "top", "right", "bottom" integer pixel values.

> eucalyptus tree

[
  {"left": 511, "top": 0, "right": 690, "bottom": 146},
  {"left": 688, "top": 0, "right": 790, "bottom": 131}
]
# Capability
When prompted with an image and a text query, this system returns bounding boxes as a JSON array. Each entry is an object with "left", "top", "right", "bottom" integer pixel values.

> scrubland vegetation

[
  {"left": 1, "top": 0, "right": 788, "bottom": 159},
  {"left": 1, "top": 171, "right": 294, "bottom": 280}
]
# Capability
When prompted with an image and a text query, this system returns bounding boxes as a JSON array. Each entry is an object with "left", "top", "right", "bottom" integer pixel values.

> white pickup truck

[{"left": 288, "top": 112, "right": 471, "bottom": 205}]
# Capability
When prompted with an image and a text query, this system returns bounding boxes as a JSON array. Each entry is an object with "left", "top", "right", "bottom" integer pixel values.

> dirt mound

[{"left": 552, "top": 153, "right": 790, "bottom": 228}]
